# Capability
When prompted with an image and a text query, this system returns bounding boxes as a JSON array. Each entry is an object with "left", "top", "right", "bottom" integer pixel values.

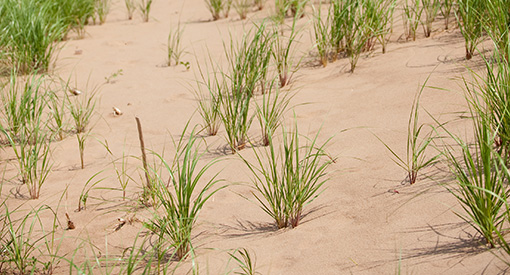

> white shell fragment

[
  {"left": 69, "top": 88, "right": 82, "bottom": 96},
  {"left": 113, "top": 107, "right": 123, "bottom": 116}
]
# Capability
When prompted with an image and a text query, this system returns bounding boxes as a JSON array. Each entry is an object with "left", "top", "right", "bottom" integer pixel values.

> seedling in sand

[
  {"left": 78, "top": 170, "right": 107, "bottom": 211},
  {"left": 234, "top": 0, "right": 251, "bottom": 20},
  {"left": 402, "top": 0, "right": 423, "bottom": 41},
  {"left": 311, "top": 4, "right": 330, "bottom": 67},
  {"left": 227, "top": 248, "right": 258, "bottom": 275},
  {"left": 95, "top": 0, "right": 110, "bottom": 24},
  {"left": 0, "top": 204, "right": 54, "bottom": 273},
  {"left": 167, "top": 24, "right": 186, "bottom": 67},
  {"left": 139, "top": 0, "right": 153, "bottom": 22},
  {"left": 220, "top": 22, "right": 272, "bottom": 153},
  {"left": 256, "top": 82, "right": 293, "bottom": 146},
  {"left": 242, "top": 123, "right": 333, "bottom": 229},
  {"left": 104, "top": 69, "right": 123, "bottom": 84},
  {"left": 377, "top": 80, "right": 438, "bottom": 185},
  {"left": 441, "top": 108, "right": 507, "bottom": 248},
  {"left": 0, "top": 72, "right": 53, "bottom": 199},
  {"left": 144, "top": 126, "right": 224, "bottom": 260},
  {"left": 456, "top": 0, "right": 485, "bottom": 60},
  {"left": 440, "top": 0, "right": 454, "bottom": 30},
  {"left": 273, "top": 16, "right": 301, "bottom": 87},
  {"left": 205, "top": 0, "right": 225, "bottom": 20},
  {"left": 125, "top": 0, "right": 136, "bottom": 20},
  {"left": 421, "top": 0, "right": 440, "bottom": 37}
]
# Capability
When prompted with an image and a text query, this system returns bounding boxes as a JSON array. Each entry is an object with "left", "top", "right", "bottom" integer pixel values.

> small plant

[
  {"left": 139, "top": 0, "right": 154, "bottom": 22},
  {"left": 256, "top": 84, "right": 293, "bottom": 146},
  {"left": 205, "top": 0, "right": 224, "bottom": 20},
  {"left": 402, "top": 0, "right": 423, "bottom": 41},
  {"left": 456, "top": 0, "right": 485, "bottom": 60},
  {"left": 420, "top": 0, "right": 440, "bottom": 37},
  {"left": 273, "top": 17, "right": 301, "bottom": 87},
  {"left": 274, "top": 0, "right": 288, "bottom": 24},
  {"left": 254, "top": 0, "right": 264, "bottom": 10},
  {"left": 95, "top": 0, "right": 110, "bottom": 24},
  {"left": 484, "top": 0, "right": 510, "bottom": 59},
  {"left": 67, "top": 88, "right": 98, "bottom": 134},
  {"left": 288, "top": 0, "right": 307, "bottom": 18},
  {"left": 228, "top": 248, "right": 258, "bottom": 275},
  {"left": 440, "top": 0, "right": 454, "bottom": 30},
  {"left": 48, "top": 90, "right": 68, "bottom": 141},
  {"left": 167, "top": 24, "right": 186, "bottom": 67},
  {"left": 442, "top": 109, "right": 507, "bottom": 248},
  {"left": 220, "top": 23, "right": 273, "bottom": 153},
  {"left": 0, "top": 72, "right": 53, "bottom": 199},
  {"left": 125, "top": 0, "right": 136, "bottom": 20},
  {"left": 374, "top": 0, "right": 396, "bottom": 54},
  {"left": 194, "top": 53, "right": 223, "bottom": 137},
  {"left": 0, "top": 204, "right": 53, "bottom": 273},
  {"left": 343, "top": 0, "right": 371, "bottom": 72},
  {"left": 113, "top": 152, "right": 134, "bottom": 201},
  {"left": 377, "top": 80, "right": 438, "bottom": 185},
  {"left": 234, "top": 0, "right": 251, "bottom": 20},
  {"left": 67, "top": 88, "right": 98, "bottom": 168},
  {"left": 104, "top": 69, "right": 123, "bottom": 84},
  {"left": 143, "top": 126, "right": 224, "bottom": 260},
  {"left": 311, "top": 4, "right": 331, "bottom": 67},
  {"left": 242, "top": 123, "right": 333, "bottom": 229},
  {"left": 0, "top": 0, "right": 67, "bottom": 73},
  {"left": 77, "top": 171, "right": 106, "bottom": 211}
]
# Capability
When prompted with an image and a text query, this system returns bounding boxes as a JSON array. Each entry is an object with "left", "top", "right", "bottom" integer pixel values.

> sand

[{"left": 2, "top": 0, "right": 509, "bottom": 274}]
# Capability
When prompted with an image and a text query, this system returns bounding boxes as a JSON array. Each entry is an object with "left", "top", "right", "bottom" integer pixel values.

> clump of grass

[
  {"left": 441, "top": 107, "right": 507, "bottom": 248},
  {"left": 0, "top": 205, "right": 52, "bottom": 273},
  {"left": 194, "top": 58, "right": 223, "bottom": 136},
  {"left": 475, "top": 48, "right": 510, "bottom": 154},
  {"left": 234, "top": 0, "right": 251, "bottom": 20},
  {"left": 273, "top": 17, "right": 301, "bottom": 87},
  {"left": 440, "top": 0, "right": 454, "bottom": 30},
  {"left": 143, "top": 126, "right": 224, "bottom": 260},
  {"left": 67, "top": 87, "right": 97, "bottom": 135},
  {"left": 125, "top": 0, "right": 136, "bottom": 20},
  {"left": 374, "top": 0, "right": 396, "bottom": 54},
  {"left": 95, "top": 0, "right": 110, "bottom": 24},
  {"left": 67, "top": 87, "right": 98, "bottom": 168},
  {"left": 256, "top": 83, "right": 293, "bottom": 146},
  {"left": 220, "top": 23, "right": 273, "bottom": 153},
  {"left": 254, "top": 0, "right": 264, "bottom": 10},
  {"left": 167, "top": 24, "right": 186, "bottom": 67},
  {"left": 0, "top": 0, "right": 67, "bottom": 73},
  {"left": 139, "top": 0, "right": 153, "bottom": 22},
  {"left": 456, "top": 0, "right": 485, "bottom": 60},
  {"left": 48, "top": 90, "right": 69, "bottom": 141},
  {"left": 377, "top": 79, "right": 438, "bottom": 185},
  {"left": 312, "top": 0, "right": 394, "bottom": 71},
  {"left": 77, "top": 170, "right": 106, "bottom": 211},
  {"left": 484, "top": 0, "right": 510, "bottom": 59},
  {"left": 311, "top": 4, "right": 331, "bottom": 67},
  {"left": 51, "top": 0, "right": 95, "bottom": 39},
  {"left": 205, "top": 0, "right": 226, "bottom": 20},
  {"left": 421, "top": 0, "right": 440, "bottom": 37},
  {"left": 0, "top": 72, "right": 53, "bottom": 199},
  {"left": 242, "top": 123, "right": 333, "bottom": 229},
  {"left": 402, "top": 0, "right": 423, "bottom": 41},
  {"left": 227, "top": 248, "right": 258, "bottom": 275}
]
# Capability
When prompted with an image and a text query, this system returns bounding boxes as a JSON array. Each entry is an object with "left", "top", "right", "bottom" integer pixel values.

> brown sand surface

[{"left": 2, "top": 0, "right": 509, "bottom": 274}]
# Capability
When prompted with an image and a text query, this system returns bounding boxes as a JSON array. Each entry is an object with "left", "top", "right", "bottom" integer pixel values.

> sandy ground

[{"left": 2, "top": 0, "right": 509, "bottom": 274}]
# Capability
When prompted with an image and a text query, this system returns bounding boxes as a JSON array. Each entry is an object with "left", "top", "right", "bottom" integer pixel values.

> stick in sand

[{"left": 135, "top": 117, "right": 151, "bottom": 190}]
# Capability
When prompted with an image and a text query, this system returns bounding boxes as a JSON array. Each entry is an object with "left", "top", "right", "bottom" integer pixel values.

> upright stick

[{"left": 135, "top": 117, "right": 151, "bottom": 190}]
